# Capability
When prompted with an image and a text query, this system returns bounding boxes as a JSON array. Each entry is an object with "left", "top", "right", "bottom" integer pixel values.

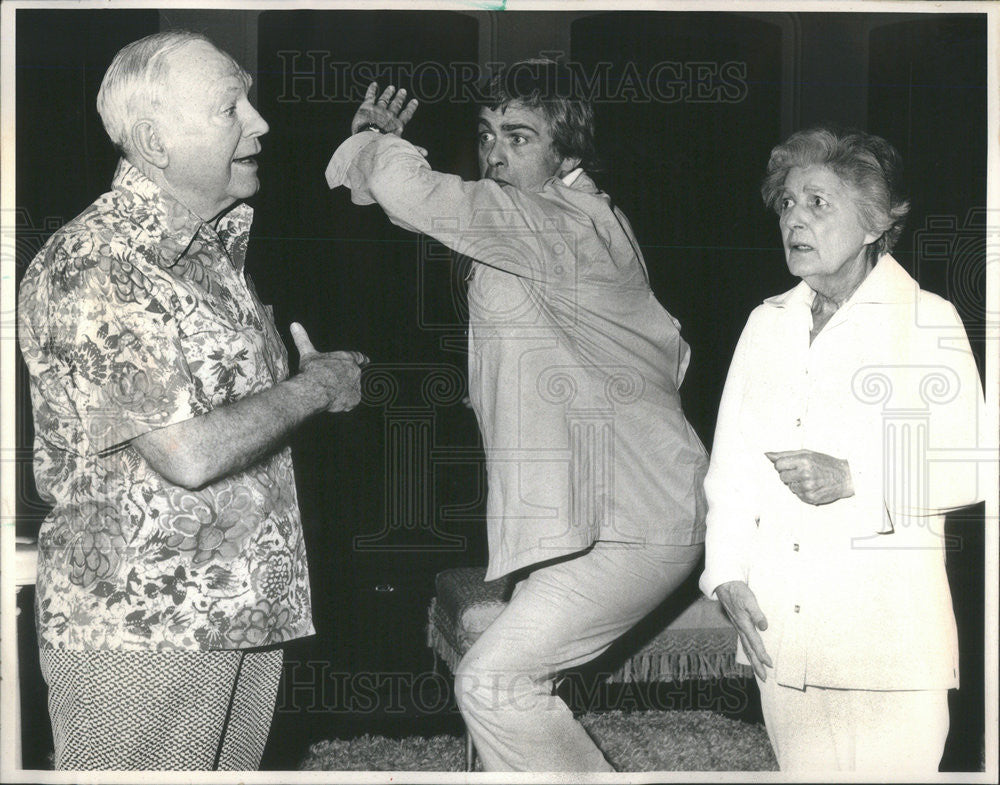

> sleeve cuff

[
  {"left": 325, "top": 131, "right": 381, "bottom": 197},
  {"left": 90, "top": 403, "right": 199, "bottom": 457},
  {"left": 698, "top": 563, "right": 746, "bottom": 600}
]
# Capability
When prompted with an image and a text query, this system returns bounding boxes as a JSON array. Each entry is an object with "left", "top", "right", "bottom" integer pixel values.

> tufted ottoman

[{"left": 426, "top": 566, "right": 749, "bottom": 769}]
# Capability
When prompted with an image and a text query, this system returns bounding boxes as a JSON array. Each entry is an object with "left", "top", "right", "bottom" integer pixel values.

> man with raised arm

[{"left": 326, "top": 63, "right": 708, "bottom": 771}]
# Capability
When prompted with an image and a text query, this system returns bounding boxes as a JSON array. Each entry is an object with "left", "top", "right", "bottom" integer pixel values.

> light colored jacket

[
  {"left": 700, "top": 255, "right": 987, "bottom": 690},
  {"left": 328, "top": 133, "right": 707, "bottom": 579}
]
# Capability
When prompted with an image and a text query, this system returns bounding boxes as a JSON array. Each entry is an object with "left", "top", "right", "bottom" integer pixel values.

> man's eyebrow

[
  {"left": 209, "top": 84, "right": 239, "bottom": 101},
  {"left": 213, "top": 75, "right": 250, "bottom": 99},
  {"left": 499, "top": 122, "right": 539, "bottom": 134}
]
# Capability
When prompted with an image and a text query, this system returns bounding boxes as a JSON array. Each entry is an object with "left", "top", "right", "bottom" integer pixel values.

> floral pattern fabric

[{"left": 19, "top": 159, "right": 314, "bottom": 650}]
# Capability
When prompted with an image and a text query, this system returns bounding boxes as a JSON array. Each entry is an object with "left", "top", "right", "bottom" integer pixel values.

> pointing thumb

[{"left": 290, "top": 322, "right": 317, "bottom": 358}]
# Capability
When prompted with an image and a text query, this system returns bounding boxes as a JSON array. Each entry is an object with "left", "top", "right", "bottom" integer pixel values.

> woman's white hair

[
  {"left": 761, "top": 126, "right": 910, "bottom": 265},
  {"left": 96, "top": 30, "right": 246, "bottom": 156}
]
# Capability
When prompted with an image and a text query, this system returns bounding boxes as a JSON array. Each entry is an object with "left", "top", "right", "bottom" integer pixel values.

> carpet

[{"left": 300, "top": 709, "right": 778, "bottom": 771}]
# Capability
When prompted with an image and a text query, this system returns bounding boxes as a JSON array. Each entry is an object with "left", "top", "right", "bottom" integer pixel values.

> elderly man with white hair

[{"left": 18, "top": 30, "right": 366, "bottom": 770}]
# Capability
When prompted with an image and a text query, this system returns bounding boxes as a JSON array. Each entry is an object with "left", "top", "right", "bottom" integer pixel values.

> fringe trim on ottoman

[
  {"left": 427, "top": 599, "right": 465, "bottom": 674},
  {"left": 606, "top": 648, "right": 752, "bottom": 682}
]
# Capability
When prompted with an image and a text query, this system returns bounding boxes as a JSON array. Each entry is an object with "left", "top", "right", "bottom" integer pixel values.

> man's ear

[
  {"left": 556, "top": 156, "right": 582, "bottom": 177},
  {"left": 131, "top": 119, "right": 169, "bottom": 170}
]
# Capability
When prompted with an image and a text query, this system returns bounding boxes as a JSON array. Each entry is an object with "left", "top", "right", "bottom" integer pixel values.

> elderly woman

[{"left": 700, "top": 127, "right": 984, "bottom": 772}]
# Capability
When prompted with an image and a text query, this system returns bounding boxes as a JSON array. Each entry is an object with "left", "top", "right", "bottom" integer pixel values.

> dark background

[{"left": 12, "top": 7, "right": 988, "bottom": 772}]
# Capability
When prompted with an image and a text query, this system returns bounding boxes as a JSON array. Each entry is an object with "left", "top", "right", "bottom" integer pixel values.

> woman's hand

[
  {"left": 765, "top": 449, "right": 854, "bottom": 505},
  {"left": 715, "top": 581, "right": 773, "bottom": 682},
  {"left": 351, "top": 81, "right": 419, "bottom": 136}
]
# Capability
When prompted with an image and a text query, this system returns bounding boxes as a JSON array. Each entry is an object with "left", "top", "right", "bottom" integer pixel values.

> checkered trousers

[{"left": 39, "top": 647, "right": 283, "bottom": 770}]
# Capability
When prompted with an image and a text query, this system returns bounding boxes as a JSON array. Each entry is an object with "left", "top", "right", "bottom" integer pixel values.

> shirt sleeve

[
  {"left": 893, "top": 299, "right": 986, "bottom": 517},
  {"left": 699, "top": 313, "right": 762, "bottom": 597},
  {"left": 326, "top": 133, "right": 558, "bottom": 282},
  {"left": 44, "top": 251, "right": 200, "bottom": 455},
  {"left": 837, "top": 297, "right": 985, "bottom": 539}
]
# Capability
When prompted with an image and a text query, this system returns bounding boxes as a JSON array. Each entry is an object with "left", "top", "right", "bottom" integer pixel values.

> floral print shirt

[{"left": 18, "top": 159, "right": 314, "bottom": 650}]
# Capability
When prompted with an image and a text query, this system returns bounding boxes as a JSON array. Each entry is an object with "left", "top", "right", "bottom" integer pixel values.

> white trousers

[
  {"left": 757, "top": 675, "right": 950, "bottom": 772},
  {"left": 454, "top": 540, "right": 702, "bottom": 771}
]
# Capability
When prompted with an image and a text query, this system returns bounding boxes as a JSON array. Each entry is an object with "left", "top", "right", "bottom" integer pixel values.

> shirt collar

[
  {"left": 558, "top": 167, "right": 600, "bottom": 195},
  {"left": 763, "top": 253, "right": 918, "bottom": 310},
  {"left": 110, "top": 158, "right": 254, "bottom": 270},
  {"left": 561, "top": 167, "right": 584, "bottom": 187}
]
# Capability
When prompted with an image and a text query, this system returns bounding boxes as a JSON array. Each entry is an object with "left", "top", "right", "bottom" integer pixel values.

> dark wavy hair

[
  {"left": 761, "top": 126, "right": 910, "bottom": 265},
  {"left": 483, "top": 59, "right": 599, "bottom": 171}
]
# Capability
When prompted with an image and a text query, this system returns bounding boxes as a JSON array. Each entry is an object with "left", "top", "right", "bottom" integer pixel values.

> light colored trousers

[
  {"left": 454, "top": 540, "right": 703, "bottom": 771},
  {"left": 757, "top": 675, "right": 950, "bottom": 772}
]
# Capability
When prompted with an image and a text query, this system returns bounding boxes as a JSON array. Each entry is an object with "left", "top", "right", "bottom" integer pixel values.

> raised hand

[
  {"left": 765, "top": 449, "right": 854, "bottom": 506},
  {"left": 351, "top": 81, "right": 419, "bottom": 136},
  {"left": 290, "top": 322, "right": 367, "bottom": 413}
]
